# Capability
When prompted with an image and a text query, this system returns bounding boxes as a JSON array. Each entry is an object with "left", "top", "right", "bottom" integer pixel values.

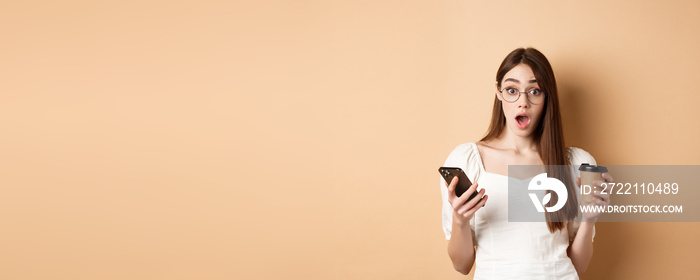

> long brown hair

[{"left": 480, "top": 47, "right": 577, "bottom": 233}]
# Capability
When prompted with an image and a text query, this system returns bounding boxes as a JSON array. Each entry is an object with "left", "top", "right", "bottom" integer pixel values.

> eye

[
  {"left": 528, "top": 89, "right": 543, "bottom": 96},
  {"left": 504, "top": 87, "right": 518, "bottom": 95}
]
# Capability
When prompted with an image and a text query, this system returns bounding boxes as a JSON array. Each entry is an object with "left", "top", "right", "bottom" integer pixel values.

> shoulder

[
  {"left": 444, "top": 142, "right": 483, "bottom": 180},
  {"left": 566, "top": 146, "right": 597, "bottom": 166},
  {"left": 444, "top": 142, "right": 478, "bottom": 165}
]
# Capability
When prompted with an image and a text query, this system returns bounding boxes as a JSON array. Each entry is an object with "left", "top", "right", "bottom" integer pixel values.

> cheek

[{"left": 500, "top": 102, "right": 516, "bottom": 117}]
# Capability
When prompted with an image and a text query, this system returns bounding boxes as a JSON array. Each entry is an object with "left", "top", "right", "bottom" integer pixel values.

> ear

[{"left": 495, "top": 82, "right": 502, "bottom": 101}]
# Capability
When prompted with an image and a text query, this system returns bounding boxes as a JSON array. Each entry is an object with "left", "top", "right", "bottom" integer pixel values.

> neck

[{"left": 497, "top": 130, "right": 538, "bottom": 154}]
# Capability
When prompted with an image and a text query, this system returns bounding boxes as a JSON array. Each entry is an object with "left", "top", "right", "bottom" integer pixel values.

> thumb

[{"left": 446, "top": 177, "right": 457, "bottom": 197}]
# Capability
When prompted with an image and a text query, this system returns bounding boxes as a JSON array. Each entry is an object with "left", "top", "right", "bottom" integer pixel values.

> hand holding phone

[
  {"left": 439, "top": 167, "right": 486, "bottom": 206},
  {"left": 439, "top": 167, "right": 477, "bottom": 201}
]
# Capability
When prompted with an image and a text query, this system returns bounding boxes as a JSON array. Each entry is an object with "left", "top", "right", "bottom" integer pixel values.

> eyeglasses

[{"left": 498, "top": 87, "right": 545, "bottom": 105}]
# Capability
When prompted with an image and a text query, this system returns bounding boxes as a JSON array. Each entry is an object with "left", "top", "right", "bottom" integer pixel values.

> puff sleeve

[{"left": 441, "top": 143, "right": 482, "bottom": 241}]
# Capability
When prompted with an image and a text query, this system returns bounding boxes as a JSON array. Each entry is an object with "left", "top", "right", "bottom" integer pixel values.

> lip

[
  {"left": 515, "top": 112, "right": 531, "bottom": 129},
  {"left": 515, "top": 112, "right": 530, "bottom": 119}
]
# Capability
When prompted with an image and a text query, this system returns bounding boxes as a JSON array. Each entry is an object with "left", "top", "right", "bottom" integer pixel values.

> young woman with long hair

[{"left": 440, "top": 48, "right": 613, "bottom": 279}]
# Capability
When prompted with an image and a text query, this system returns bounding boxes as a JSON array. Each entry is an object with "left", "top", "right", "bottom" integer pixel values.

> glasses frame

[{"left": 498, "top": 87, "right": 546, "bottom": 105}]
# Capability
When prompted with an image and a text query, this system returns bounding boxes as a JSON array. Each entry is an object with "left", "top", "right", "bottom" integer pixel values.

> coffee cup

[{"left": 579, "top": 163, "right": 608, "bottom": 204}]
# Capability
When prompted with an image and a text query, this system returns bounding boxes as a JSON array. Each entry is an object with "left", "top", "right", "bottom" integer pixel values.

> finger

[
  {"left": 591, "top": 185, "right": 610, "bottom": 196},
  {"left": 463, "top": 195, "right": 489, "bottom": 217},
  {"left": 602, "top": 172, "right": 614, "bottom": 183},
  {"left": 456, "top": 204, "right": 468, "bottom": 215},
  {"left": 457, "top": 195, "right": 482, "bottom": 216},
  {"left": 477, "top": 194, "right": 488, "bottom": 208},
  {"left": 456, "top": 197, "right": 474, "bottom": 215},
  {"left": 463, "top": 188, "right": 486, "bottom": 210},
  {"left": 451, "top": 182, "right": 474, "bottom": 209},
  {"left": 446, "top": 177, "right": 458, "bottom": 201},
  {"left": 591, "top": 190, "right": 610, "bottom": 201},
  {"left": 593, "top": 194, "right": 609, "bottom": 205},
  {"left": 597, "top": 198, "right": 608, "bottom": 206},
  {"left": 457, "top": 183, "right": 479, "bottom": 205},
  {"left": 455, "top": 185, "right": 482, "bottom": 212},
  {"left": 575, "top": 177, "right": 581, "bottom": 187},
  {"left": 593, "top": 180, "right": 613, "bottom": 196},
  {"left": 593, "top": 179, "right": 605, "bottom": 188}
]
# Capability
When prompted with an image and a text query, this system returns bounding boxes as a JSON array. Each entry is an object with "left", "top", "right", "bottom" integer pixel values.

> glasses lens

[
  {"left": 526, "top": 89, "right": 545, "bottom": 104},
  {"left": 501, "top": 88, "right": 519, "bottom": 103}
]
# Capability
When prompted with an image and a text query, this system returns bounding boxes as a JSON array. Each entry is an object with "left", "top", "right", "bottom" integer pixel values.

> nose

[{"left": 516, "top": 92, "right": 530, "bottom": 108}]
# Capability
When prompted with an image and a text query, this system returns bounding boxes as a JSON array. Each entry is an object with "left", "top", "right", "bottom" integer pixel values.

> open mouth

[{"left": 515, "top": 113, "right": 530, "bottom": 129}]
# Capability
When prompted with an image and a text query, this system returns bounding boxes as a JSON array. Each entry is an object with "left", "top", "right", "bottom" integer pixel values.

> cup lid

[{"left": 579, "top": 163, "right": 608, "bottom": 172}]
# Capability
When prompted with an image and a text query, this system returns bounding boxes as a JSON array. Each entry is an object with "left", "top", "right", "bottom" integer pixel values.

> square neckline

[
  {"left": 471, "top": 142, "right": 540, "bottom": 182},
  {"left": 471, "top": 142, "right": 505, "bottom": 177}
]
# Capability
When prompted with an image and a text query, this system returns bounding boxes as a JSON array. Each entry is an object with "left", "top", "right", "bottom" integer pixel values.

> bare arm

[
  {"left": 568, "top": 221, "right": 595, "bottom": 274},
  {"left": 568, "top": 173, "right": 612, "bottom": 274},
  {"left": 448, "top": 213, "right": 476, "bottom": 274},
  {"left": 444, "top": 177, "right": 488, "bottom": 275}
]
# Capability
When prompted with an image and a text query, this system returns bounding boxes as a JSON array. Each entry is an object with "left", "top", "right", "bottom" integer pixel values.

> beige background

[{"left": 2, "top": 0, "right": 699, "bottom": 279}]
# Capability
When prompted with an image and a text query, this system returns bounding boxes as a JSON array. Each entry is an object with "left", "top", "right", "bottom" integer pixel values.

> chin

[{"left": 510, "top": 126, "right": 535, "bottom": 138}]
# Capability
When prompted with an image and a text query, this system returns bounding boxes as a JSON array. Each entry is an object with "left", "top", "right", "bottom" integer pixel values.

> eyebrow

[{"left": 504, "top": 78, "right": 537, "bottom": 84}]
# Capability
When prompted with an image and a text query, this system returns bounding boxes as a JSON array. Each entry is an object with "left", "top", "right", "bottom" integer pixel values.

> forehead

[{"left": 502, "top": 64, "right": 537, "bottom": 83}]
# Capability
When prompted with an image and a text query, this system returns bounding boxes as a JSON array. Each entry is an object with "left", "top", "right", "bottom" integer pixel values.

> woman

[{"left": 440, "top": 47, "right": 613, "bottom": 279}]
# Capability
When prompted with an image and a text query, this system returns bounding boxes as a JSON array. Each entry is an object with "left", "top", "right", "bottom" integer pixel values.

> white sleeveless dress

[{"left": 440, "top": 142, "right": 597, "bottom": 279}]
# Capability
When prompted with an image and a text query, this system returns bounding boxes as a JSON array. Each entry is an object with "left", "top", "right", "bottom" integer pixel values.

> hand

[
  {"left": 576, "top": 172, "right": 613, "bottom": 223},
  {"left": 445, "top": 177, "right": 488, "bottom": 226}
]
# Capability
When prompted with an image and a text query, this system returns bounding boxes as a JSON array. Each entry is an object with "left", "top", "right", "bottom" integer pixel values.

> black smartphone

[{"left": 438, "top": 167, "right": 480, "bottom": 203}]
